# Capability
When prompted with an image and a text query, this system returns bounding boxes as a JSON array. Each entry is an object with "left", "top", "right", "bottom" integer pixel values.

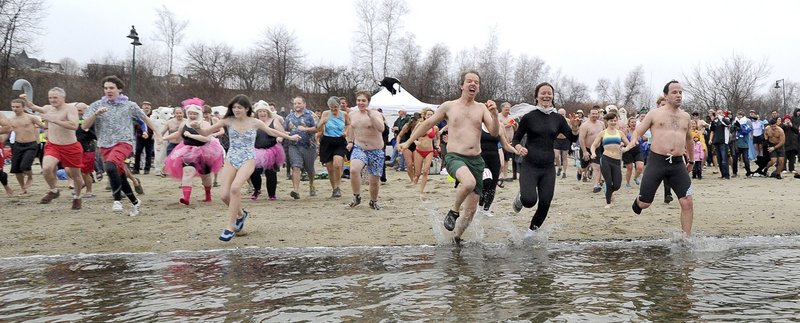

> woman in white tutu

[
  {"left": 162, "top": 103, "right": 225, "bottom": 205},
  {"left": 250, "top": 100, "right": 287, "bottom": 201}
]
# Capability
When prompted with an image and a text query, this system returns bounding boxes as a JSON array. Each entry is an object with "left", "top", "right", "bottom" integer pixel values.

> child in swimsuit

[{"left": 193, "top": 94, "right": 300, "bottom": 241}]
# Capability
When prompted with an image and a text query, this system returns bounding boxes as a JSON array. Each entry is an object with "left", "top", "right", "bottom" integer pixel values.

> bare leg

[
  {"left": 452, "top": 166, "right": 476, "bottom": 213},
  {"left": 413, "top": 151, "right": 423, "bottom": 185},
  {"left": 81, "top": 172, "right": 93, "bottom": 195},
  {"left": 350, "top": 159, "right": 365, "bottom": 196},
  {"left": 678, "top": 196, "right": 694, "bottom": 236},
  {"left": 66, "top": 167, "right": 83, "bottom": 197},
  {"left": 41, "top": 156, "right": 59, "bottom": 190},
  {"left": 453, "top": 193, "right": 479, "bottom": 238},
  {"left": 403, "top": 149, "right": 415, "bottom": 182},
  {"left": 369, "top": 175, "right": 379, "bottom": 201},
  {"left": 291, "top": 166, "right": 302, "bottom": 192},
  {"left": 220, "top": 160, "right": 253, "bottom": 232},
  {"left": 418, "top": 153, "right": 433, "bottom": 196}
]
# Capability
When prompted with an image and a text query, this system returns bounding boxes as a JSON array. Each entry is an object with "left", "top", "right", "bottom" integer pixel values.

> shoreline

[{"left": 2, "top": 165, "right": 800, "bottom": 258}]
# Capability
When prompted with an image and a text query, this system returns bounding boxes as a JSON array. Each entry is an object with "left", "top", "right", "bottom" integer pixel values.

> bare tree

[
  {"left": 620, "top": 65, "right": 646, "bottom": 108},
  {"left": 184, "top": 42, "right": 235, "bottom": 89},
  {"left": 154, "top": 5, "right": 188, "bottom": 76},
  {"left": 496, "top": 50, "right": 514, "bottom": 101},
  {"left": 260, "top": 25, "right": 304, "bottom": 96},
  {"left": 58, "top": 57, "right": 81, "bottom": 76},
  {"left": 418, "top": 43, "right": 450, "bottom": 103},
  {"left": 513, "top": 54, "right": 548, "bottom": 103},
  {"left": 394, "top": 33, "right": 421, "bottom": 94},
  {"left": 352, "top": 0, "right": 408, "bottom": 82},
  {"left": 595, "top": 78, "right": 612, "bottom": 103},
  {"left": 231, "top": 51, "right": 268, "bottom": 92},
  {"left": 0, "top": 0, "right": 45, "bottom": 83},
  {"left": 555, "top": 76, "right": 589, "bottom": 107},
  {"left": 683, "top": 54, "right": 770, "bottom": 112}
]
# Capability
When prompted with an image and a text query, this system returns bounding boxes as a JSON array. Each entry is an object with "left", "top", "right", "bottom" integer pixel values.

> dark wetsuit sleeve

[{"left": 512, "top": 114, "right": 528, "bottom": 146}]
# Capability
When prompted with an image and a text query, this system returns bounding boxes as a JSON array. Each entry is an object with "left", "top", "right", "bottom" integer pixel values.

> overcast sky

[{"left": 35, "top": 0, "right": 798, "bottom": 99}]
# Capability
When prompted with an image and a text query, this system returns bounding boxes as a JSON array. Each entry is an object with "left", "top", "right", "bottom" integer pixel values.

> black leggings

[
  {"left": 105, "top": 162, "right": 137, "bottom": 203},
  {"left": 251, "top": 167, "right": 278, "bottom": 198},
  {"left": 600, "top": 155, "right": 622, "bottom": 204},
  {"left": 0, "top": 170, "right": 7, "bottom": 186},
  {"left": 519, "top": 162, "right": 556, "bottom": 230},
  {"left": 479, "top": 151, "right": 501, "bottom": 211}
]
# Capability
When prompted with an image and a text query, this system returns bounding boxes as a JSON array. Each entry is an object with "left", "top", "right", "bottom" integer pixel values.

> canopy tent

[{"left": 369, "top": 84, "right": 438, "bottom": 117}]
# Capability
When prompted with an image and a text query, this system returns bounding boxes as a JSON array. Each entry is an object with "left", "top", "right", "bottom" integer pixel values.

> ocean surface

[{"left": 1, "top": 234, "right": 799, "bottom": 322}]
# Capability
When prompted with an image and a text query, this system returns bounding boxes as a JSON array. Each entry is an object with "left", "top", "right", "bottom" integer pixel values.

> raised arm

[
  {"left": 194, "top": 118, "right": 227, "bottom": 136},
  {"left": 19, "top": 94, "right": 45, "bottom": 113},
  {"left": 315, "top": 111, "right": 330, "bottom": 132},
  {"left": 400, "top": 106, "right": 448, "bottom": 150},
  {"left": 254, "top": 118, "right": 300, "bottom": 141}
]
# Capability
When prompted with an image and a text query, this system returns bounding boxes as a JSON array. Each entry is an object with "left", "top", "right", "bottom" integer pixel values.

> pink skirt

[
  {"left": 164, "top": 139, "right": 225, "bottom": 178},
  {"left": 254, "top": 144, "right": 285, "bottom": 170}
]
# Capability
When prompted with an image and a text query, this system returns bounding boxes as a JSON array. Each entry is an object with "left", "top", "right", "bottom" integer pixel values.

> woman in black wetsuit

[{"left": 511, "top": 82, "right": 580, "bottom": 238}]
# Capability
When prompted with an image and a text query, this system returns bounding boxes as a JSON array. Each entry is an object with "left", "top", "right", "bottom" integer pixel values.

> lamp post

[
  {"left": 127, "top": 25, "right": 142, "bottom": 100},
  {"left": 775, "top": 79, "right": 786, "bottom": 116}
]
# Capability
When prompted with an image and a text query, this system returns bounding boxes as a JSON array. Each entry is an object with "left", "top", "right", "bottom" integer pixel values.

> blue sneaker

[
  {"left": 234, "top": 210, "right": 249, "bottom": 232},
  {"left": 219, "top": 229, "right": 235, "bottom": 241}
]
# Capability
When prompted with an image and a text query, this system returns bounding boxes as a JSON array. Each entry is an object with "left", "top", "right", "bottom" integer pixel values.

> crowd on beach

[{"left": 1, "top": 72, "right": 796, "bottom": 244}]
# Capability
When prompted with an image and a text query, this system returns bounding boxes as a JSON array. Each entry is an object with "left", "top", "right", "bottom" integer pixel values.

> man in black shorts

[
  {"left": 553, "top": 108, "right": 572, "bottom": 179},
  {"left": 764, "top": 118, "right": 785, "bottom": 179},
  {"left": 0, "top": 99, "right": 45, "bottom": 195},
  {"left": 625, "top": 80, "right": 695, "bottom": 237}
]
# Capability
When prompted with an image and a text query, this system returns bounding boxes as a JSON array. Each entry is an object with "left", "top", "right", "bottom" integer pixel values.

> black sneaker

[
  {"left": 664, "top": 195, "right": 673, "bottom": 204},
  {"left": 369, "top": 200, "right": 381, "bottom": 210},
  {"left": 592, "top": 186, "right": 602, "bottom": 193},
  {"left": 513, "top": 192, "right": 523, "bottom": 213},
  {"left": 290, "top": 191, "right": 300, "bottom": 200},
  {"left": 443, "top": 210, "right": 459, "bottom": 231},
  {"left": 349, "top": 195, "right": 362, "bottom": 207}
]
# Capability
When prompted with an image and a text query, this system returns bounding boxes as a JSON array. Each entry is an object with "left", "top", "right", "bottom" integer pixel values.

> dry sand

[{"left": 2, "top": 163, "right": 799, "bottom": 258}]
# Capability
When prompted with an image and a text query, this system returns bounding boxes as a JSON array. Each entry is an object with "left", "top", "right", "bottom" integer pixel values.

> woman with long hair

[
  {"left": 250, "top": 100, "right": 287, "bottom": 201},
  {"left": 411, "top": 108, "right": 439, "bottom": 195},
  {"left": 396, "top": 112, "right": 422, "bottom": 182},
  {"left": 162, "top": 102, "right": 225, "bottom": 205},
  {"left": 193, "top": 94, "right": 300, "bottom": 241}
]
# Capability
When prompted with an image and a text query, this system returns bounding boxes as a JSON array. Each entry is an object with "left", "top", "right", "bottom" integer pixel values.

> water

[{"left": 2, "top": 236, "right": 800, "bottom": 322}]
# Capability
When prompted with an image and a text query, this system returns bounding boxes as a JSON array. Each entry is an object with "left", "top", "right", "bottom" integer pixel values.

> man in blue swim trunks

[{"left": 347, "top": 91, "right": 387, "bottom": 210}]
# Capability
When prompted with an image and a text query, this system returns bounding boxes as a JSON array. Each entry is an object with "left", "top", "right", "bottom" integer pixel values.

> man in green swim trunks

[{"left": 399, "top": 69, "right": 499, "bottom": 244}]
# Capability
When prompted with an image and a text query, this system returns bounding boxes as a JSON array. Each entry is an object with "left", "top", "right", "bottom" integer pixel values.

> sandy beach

[{"left": 2, "top": 163, "right": 799, "bottom": 258}]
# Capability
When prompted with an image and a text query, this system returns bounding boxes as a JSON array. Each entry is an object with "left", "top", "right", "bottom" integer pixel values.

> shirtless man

[
  {"left": 498, "top": 102, "right": 517, "bottom": 181},
  {"left": 21, "top": 88, "right": 85, "bottom": 209},
  {"left": 764, "top": 118, "right": 786, "bottom": 179},
  {"left": 160, "top": 106, "right": 185, "bottom": 157},
  {"left": 399, "top": 70, "right": 499, "bottom": 243},
  {"left": 625, "top": 80, "right": 694, "bottom": 236},
  {"left": 579, "top": 106, "right": 605, "bottom": 192},
  {"left": 346, "top": 91, "right": 386, "bottom": 210},
  {"left": 0, "top": 99, "right": 45, "bottom": 195}
]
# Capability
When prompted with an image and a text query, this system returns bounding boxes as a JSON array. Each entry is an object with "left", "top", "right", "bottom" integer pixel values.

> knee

[
  {"left": 679, "top": 196, "right": 693, "bottom": 209},
  {"left": 520, "top": 193, "right": 538, "bottom": 208},
  {"left": 612, "top": 182, "right": 622, "bottom": 191},
  {"left": 229, "top": 185, "right": 241, "bottom": 196},
  {"left": 220, "top": 191, "right": 230, "bottom": 203},
  {"left": 104, "top": 163, "right": 118, "bottom": 175}
]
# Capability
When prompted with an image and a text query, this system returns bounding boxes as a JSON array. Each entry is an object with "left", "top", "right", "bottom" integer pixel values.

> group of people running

[{"left": 1, "top": 71, "right": 706, "bottom": 245}]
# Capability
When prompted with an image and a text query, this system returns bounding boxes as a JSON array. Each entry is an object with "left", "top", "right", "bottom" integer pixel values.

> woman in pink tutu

[
  {"left": 249, "top": 100, "right": 287, "bottom": 200},
  {"left": 163, "top": 102, "right": 225, "bottom": 205}
]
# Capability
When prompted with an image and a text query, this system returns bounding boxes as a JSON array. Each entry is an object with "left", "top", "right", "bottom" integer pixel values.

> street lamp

[
  {"left": 127, "top": 25, "right": 142, "bottom": 100},
  {"left": 774, "top": 79, "right": 786, "bottom": 115}
]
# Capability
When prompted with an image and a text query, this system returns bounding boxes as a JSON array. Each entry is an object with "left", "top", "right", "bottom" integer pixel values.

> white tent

[{"left": 369, "top": 84, "right": 438, "bottom": 117}]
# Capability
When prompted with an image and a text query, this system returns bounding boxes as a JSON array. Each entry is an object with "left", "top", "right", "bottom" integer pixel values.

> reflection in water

[{"left": 1, "top": 236, "right": 799, "bottom": 321}]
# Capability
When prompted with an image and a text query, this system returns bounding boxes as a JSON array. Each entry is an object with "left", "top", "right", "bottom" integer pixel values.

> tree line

[{"left": 0, "top": 0, "right": 795, "bottom": 117}]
